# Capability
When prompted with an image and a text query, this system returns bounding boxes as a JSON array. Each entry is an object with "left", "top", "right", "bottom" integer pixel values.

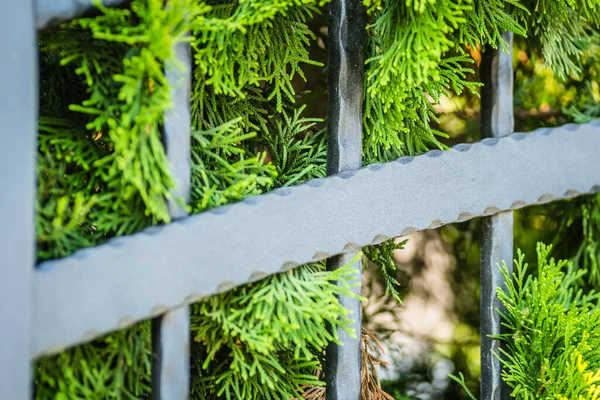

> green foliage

[
  {"left": 260, "top": 105, "right": 327, "bottom": 187},
  {"left": 35, "top": 0, "right": 356, "bottom": 399},
  {"left": 36, "top": 324, "right": 152, "bottom": 400},
  {"left": 448, "top": 372, "right": 477, "bottom": 400},
  {"left": 361, "top": 0, "right": 600, "bottom": 162},
  {"left": 575, "top": 196, "right": 600, "bottom": 288},
  {"left": 363, "top": 238, "right": 407, "bottom": 303},
  {"left": 459, "top": 0, "right": 528, "bottom": 51},
  {"left": 515, "top": 0, "right": 600, "bottom": 80},
  {"left": 190, "top": 258, "right": 361, "bottom": 399},
  {"left": 191, "top": 1, "right": 322, "bottom": 110},
  {"left": 495, "top": 244, "right": 600, "bottom": 399},
  {"left": 362, "top": 0, "right": 524, "bottom": 162},
  {"left": 37, "top": 0, "right": 199, "bottom": 261},
  {"left": 35, "top": 0, "right": 600, "bottom": 398},
  {"left": 190, "top": 118, "right": 276, "bottom": 211}
]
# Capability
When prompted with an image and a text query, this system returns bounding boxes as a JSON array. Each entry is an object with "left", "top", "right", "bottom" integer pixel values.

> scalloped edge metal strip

[{"left": 33, "top": 121, "right": 600, "bottom": 357}]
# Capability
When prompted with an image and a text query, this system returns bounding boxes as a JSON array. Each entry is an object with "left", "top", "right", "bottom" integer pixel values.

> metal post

[
  {"left": 480, "top": 31, "right": 514, "bottom": 400},
  {"left": 0, "top": 0, "right": 37, "bottom": 398},
  {"left": 325, "top": 0, "right": 365, "bottom": 398},
  {"left": 151, "top": 39, "right": 192, "bottom": 400}
]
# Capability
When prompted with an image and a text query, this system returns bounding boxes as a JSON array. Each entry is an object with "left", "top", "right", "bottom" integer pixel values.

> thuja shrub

[
  {"left": 453, "top": 245, "right": 600, "bottom": 399},
  {"left": 451, "top": 243, "right": 600, "bottom": 400},
  {"left": 497, "top": 244, "right": 600, "bottom": 399},
  {"left": 35, "top": 0, "right": 600, "bottom": 399}
]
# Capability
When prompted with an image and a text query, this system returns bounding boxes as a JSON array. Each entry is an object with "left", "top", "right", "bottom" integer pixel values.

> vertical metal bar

[
  {"left": 480, "top": 31, "right": 514, "bottom": 400},
  {"left": 151, "top": 306, "right": 190, "bottom": 400},
  {"left": 151, "top": 39, "right": 192, "bottom": 400},
  {"left": 325, "top": 0, "right": 365, "bottom": 399},
  {"left": 0, "top": 0, "right": 37, "bottom": 398}
]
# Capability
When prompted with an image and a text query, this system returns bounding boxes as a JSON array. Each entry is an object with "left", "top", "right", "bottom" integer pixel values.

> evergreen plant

[{"left": 35, "top": 0, "right": 600, "bottom": 398}]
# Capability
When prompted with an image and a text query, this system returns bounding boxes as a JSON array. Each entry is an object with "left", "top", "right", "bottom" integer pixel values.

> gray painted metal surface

[
  {"left": 36, "top": 0, "right": 124, "bottom": 30},
  {"left": 325, "top": 0, "right": 365, "bottom": 398},
  {"left": 325, "top": 254, "right": 363, "bottom": 400},
  {"left": 15, "top": 2, "right": 600, "bottom": 398},
  {"left": 326, "top": 0, "right": 364, "bottom": 175},
  {"left": 481, "top": 213, "right": 513, "bottom": 399},
  {"left": 0, "top": 0, "right": 37, "bottom": 398},
  {"left": 480, "top": 31, "right": 514, "bottom": 400},
  {"left": 151, "top": 306, "right": 190, "bottom": 400},
  {"left": 33, "top": 121, "right": 600, "bottom": 356},
  {"left": 163, "top": 39, "right": 192, "bottom": 220},
  {"left": 151, "top": 39, "right": 192, "bottom": 400}
]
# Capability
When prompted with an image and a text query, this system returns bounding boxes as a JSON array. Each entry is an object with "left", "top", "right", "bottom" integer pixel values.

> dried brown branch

[
  {"left": 361, "top": 327, "right": 395, "bottom": 400},
  {"left": 293, "top": 328, "right": 396, "bottom": 400}
]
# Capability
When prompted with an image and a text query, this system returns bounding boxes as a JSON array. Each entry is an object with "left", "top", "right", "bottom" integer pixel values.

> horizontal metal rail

[{"left": 33, "top": 121, "right": 600, "bottom": 357}]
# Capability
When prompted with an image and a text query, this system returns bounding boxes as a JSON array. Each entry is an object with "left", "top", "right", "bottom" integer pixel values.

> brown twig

[
  {"left": 361, "top": 327, "right": 395, "bottom": 400},
  {"left": 294, "top": 328, "right": 396, "bottom": 400}
]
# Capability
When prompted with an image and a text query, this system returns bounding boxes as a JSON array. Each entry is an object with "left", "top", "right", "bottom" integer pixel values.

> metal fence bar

[
  {"left": 480, "top": 31, "right": 514, "bottom": 400},
  {"left": 32, "top": 121, "right": 600, "bottom": 357},
  {"left": 325, "top": 0, "right": 365, "bottom": 398},
  {"left": 150, "top": 39, "right": 192, "bottom": 400},
  {"left": 326, "top": 251, "right": 363, "bottom": 400},
  {"left": 0, "top": 0, "right": 37, "bottom": 397},
  {"left": 152, "top": 306, "right": 190, "bottom": 400}
]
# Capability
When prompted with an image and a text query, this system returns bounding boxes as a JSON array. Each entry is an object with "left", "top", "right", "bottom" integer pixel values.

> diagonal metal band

[{"left": 34, "top": 121, "right": 600, "bottom": 357}]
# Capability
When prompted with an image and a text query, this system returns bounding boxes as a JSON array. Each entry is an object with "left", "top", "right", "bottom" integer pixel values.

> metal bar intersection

[
  {"left": 480, "top": 31, "right": 515, "bottom": 400},
  {"left": 151, "top": 38, "right": 193, "bottom": 400},
  {"left": 325, "top": 0, "right": 366, "bottom": 397}
]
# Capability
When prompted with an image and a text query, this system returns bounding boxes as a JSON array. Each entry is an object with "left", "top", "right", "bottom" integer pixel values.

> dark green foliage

[
  {"left": 260, "top": 105, "right": 327, "bottom": 187},
  {"left": 515, "top": 0, "right": 600, "bottom": 80},
  {"left": 575, "top": 196, "right": 600, "bottom": 287},
  {"left": 190, "top": 1, "right": 322, "bottom": 110},
  {"left": 459, "top": 0, "right": 527, "bottom": 51}
]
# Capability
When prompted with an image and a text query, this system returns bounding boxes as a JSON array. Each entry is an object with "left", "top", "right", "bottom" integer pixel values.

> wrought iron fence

[{"left": 2, "top": 0, "right": 600, "bottom": 399}]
